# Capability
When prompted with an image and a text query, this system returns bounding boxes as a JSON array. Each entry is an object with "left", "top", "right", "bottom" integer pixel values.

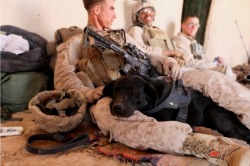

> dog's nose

[{"left": 112, "top": 104, "right": 123, "bottom": 114}]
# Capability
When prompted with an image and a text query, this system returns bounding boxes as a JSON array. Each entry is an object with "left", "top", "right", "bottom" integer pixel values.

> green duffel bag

[{"left": 1, "top": 72, "right": 48, "bottom": 113}]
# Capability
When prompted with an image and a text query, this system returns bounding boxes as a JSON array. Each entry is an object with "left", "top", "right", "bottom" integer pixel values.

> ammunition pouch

[
  {"left": 145, "top": 26, "right": 175, "bottom": 50},
  {"left": 191, "top": 42, "right": 206, "bottom": 60},
  {"left": 78, "top": 30, "right": 126, "bottom": 86}
]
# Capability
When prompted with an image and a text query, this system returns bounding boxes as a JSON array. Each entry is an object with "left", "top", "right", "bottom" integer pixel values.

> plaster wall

[{"left": 1, "top": 0, "right": 250, "bottom": 67}]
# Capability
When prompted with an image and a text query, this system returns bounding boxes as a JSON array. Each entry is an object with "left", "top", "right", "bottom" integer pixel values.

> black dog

[{"left": 102, "top": 74, "right": 250, "bottom": 144}]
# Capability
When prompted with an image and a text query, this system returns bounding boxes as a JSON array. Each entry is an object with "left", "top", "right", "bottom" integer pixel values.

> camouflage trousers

[
  {"left": 90, "top": 70, "right": 250, "bottom": 165},
  {"left": 182, "top": 70, "right": 250, "bottom": 129},
  {"left": 90, "top": 98, "right": 250, "bottom": 165}
]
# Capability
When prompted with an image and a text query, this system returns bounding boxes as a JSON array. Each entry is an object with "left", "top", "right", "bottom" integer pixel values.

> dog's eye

[
  {"left": 114, "top": 87, "right": 121, "bottom": 92},
  {"left": 129, "top": 89, "right": 136, "bottom": 95}
]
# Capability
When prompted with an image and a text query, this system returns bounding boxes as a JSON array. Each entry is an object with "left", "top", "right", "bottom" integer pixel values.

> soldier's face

[
  {"left": 98, "top": 0, "right": 117, "bottom": 29},
  {"left": 181, "top": 17, "right": 200, "bottom": 37},
  {"left": 138, "top": 7, "right": 155, "bottom": 25}
]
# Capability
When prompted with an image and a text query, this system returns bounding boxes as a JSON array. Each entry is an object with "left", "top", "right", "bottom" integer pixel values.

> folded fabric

[{"left": 0, "top": 34, "right": 8, "bottom": 50}]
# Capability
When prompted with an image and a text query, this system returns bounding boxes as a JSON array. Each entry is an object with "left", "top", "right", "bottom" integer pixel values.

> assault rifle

[{"left": 83, "top": 27, "right": 152, "bottom": 75}]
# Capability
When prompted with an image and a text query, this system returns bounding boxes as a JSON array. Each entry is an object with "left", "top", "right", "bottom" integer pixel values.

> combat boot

[{"left": 182, "top": 133, "right": 250, "bottom": 166}]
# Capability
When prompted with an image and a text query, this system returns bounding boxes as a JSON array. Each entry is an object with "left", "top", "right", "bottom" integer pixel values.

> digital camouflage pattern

[
  {"left": 183, "top": 133, "right": 250, "bottom": 166},
  {"left": 90, "top": 97, "right": 192, "bottom": 154},
  {"left": 29, "top": 89, "right": 86, "bottom": 133},
  {"left": 52, "top": 31, "right": 250, "bottom": 165},
  {"left": 182, "top": 69, "right": 250, "bottom": 129}
]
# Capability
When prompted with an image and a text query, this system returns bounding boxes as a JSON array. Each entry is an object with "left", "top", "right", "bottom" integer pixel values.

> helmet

[
  {"left": 132, "top": 0, "right": 155, "bottom": 25},
  {"left": 29, "top": 89, "right": 86, "bottom": 133}
]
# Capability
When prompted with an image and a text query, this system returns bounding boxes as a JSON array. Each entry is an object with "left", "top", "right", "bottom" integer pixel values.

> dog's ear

[
  {"left": 139, "top": 74, "right": 165, "bottom": 98},
  {"left": 143, "top": 80, "right": 158, "bottom": 107},
  {"left": 102, "top": 81, "right": 115, "bottom": 97}
]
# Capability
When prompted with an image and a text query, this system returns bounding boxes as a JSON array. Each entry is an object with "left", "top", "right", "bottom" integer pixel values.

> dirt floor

[
  {"left": 1, "top": 110, "right": 216, "bottom": 166},
  {"left": 1, "top": 111, "right": 144, "bottom": 166}
]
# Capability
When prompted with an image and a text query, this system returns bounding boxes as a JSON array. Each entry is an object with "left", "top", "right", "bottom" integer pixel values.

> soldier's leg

[
  {"left": 182, "top": 70, "right": 250, "bottom": 129},
  {"left": 90, "top": 97, "right": 250, "bottom": 165},
  {"left": 90, "top": 97, "right": 192, "bottom": 154},
  {"left": 183, "top": 133, "right": 250, "bottom": 166}
]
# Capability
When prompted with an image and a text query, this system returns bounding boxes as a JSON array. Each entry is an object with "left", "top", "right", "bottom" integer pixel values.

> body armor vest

[
  {"left": 191, "top": 41, "right": 206, "bottom": 60},
  {"left": 142, "top": 26, "right": 175, "bottom": 50},
  {"left": 78, "top": 30, "right": 126, "bottom": 87}
]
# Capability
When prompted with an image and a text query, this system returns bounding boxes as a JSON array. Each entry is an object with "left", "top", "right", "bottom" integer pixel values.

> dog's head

[{"left": 102, "top": 74, "right": 166, "bottom": 117}]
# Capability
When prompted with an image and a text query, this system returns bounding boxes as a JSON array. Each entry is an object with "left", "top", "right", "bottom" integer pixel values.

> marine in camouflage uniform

[
  {"left": 172, "top": 15, "right": 236, "bottom": 79},
  {"left": 128, "top": 0, "right": 185, "bottom": 67},
  {"left": 54, "top": 0, "right": 250, "bottom": 165}
]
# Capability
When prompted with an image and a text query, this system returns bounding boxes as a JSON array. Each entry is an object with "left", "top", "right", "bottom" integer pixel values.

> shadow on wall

[{"left": 165, "top": 21, "right": 177, "bottom": 38}]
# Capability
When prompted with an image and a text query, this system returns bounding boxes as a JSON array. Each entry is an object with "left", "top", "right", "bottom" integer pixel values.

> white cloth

[{"left": 0, "top": 34, "right": 29, "bottom": 54}]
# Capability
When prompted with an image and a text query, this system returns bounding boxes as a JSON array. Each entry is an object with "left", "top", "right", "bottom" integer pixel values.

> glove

[
  {"left": 85, "top": 86, "right": 104, "bottom": 103},
  {"left": 162, "top": 57, "right": 182, "bottom": 80}
]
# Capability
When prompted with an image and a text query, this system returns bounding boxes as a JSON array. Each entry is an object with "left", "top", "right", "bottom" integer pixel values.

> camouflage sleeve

[
  {"left": 127, "top": 26, "right": 146, "bottom": 46},
  {"left": 54, "top": 34, "right": 103, "bottom": 103},
  {"left": 90, "top": 97, "right": 193, "bottom": 154},
  {"left": 172, "top": 33, "right": 216, "bottom": 69}
]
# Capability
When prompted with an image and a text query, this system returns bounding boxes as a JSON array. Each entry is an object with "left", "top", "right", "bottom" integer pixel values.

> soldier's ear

[
  {"left": 102, "top": 81, "right": 115, "bottom": 98},
  {"left": 93, "top": 5, "right": 101, "bottom": 15}
]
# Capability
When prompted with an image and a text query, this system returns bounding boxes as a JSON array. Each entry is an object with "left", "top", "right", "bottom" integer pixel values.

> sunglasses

[
  {"left": 185, "top": 22, "right": 200, "bottom": 27},
  {"left": 139, "top": 7, "right": 155, "bottom": 16}
]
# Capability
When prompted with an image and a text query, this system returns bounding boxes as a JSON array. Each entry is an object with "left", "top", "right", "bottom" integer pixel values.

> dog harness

[{"left": 143, "top": 79, "right": 191, "bottom": 123}]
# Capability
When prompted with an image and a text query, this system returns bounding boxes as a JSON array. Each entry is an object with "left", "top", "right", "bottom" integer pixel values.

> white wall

[
  {"left": 204, "top": 0, "right": 250, "bottom": 67},
  {"left": 1, "top": 0, "right": 250, "bottom": 67},
  {"left": 1, "top": 0, "right": 87, "bottom": 41},
  {"left": 0, "top": 0, "right": 183, "bottom": 40}
]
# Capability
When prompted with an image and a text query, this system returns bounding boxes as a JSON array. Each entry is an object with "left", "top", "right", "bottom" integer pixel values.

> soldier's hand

[
  {"left": 163, "top": 50, "right": 183, "bottom": 59},
  {"left": 172, "top": 50, "right": 183, "bottom": 58},
  {"left": 174, "top": 57, "right": 185, "bottom": 67},
  {"left": 162, "top": 57, "right": 182, "bottom": 80},
  {"left": 163, "top": 50, "right": 175, "bottom": 56},
  {"left": 85, "top": 86, "right": 104, "bottom": 103},
  {"left": 167, "top": 50, "right": 185, "bottom": 67}
]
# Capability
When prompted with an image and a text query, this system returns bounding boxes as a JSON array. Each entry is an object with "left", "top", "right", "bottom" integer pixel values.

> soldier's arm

[
  {"left": 125, "top": 33, "right": 182, "bottom": 79},
  {"left": 172, "top": 34, "right": 216, "bottom": 69},
  {"left": 54, "top": 34, "right": 103, "bottom": 103},
  {"left": 127, "top": 26, "right": 146, "bottom": 46}
]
